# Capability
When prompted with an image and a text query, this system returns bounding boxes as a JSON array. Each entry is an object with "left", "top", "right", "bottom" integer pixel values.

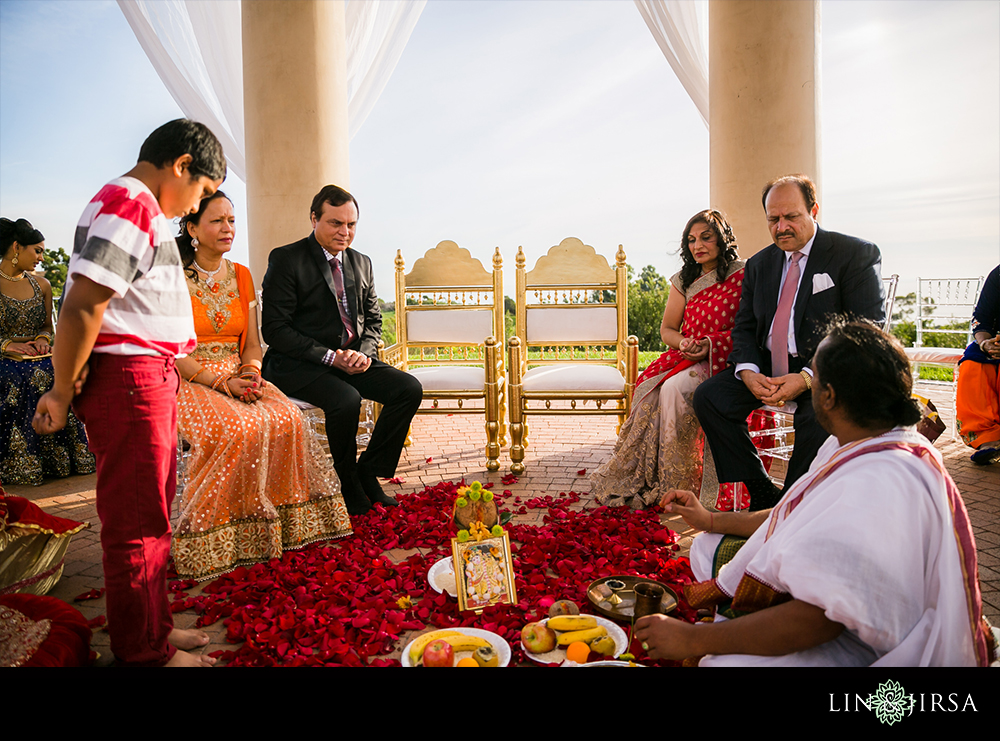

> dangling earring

[
  {"left": 11, "top": 253, "right": 18, "bottom": 269},
  {"left": 192, "top": 237, "right": 199, "bottom": 251}
]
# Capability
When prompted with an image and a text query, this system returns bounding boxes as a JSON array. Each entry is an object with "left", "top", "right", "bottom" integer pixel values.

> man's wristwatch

[{"left": 799, "top": 370, "right": 812, "bottom": 390}]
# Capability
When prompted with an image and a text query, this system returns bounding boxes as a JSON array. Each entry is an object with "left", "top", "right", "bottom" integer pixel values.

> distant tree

[
  {"left": 628, "top": 264, "right": 669, "bottom": 351},
  {"left": 504, "top": 295, "right": 515, "bottom": 340},
  {"left": 42, "top": 246, "right": 70, "bottom": 298}
]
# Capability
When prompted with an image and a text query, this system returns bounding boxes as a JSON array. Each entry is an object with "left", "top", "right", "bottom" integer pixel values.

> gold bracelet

[
  {"left": 0, "top": 339, "right": 11, "bottom": 354},
  {"left": 34, "top": 333, "right": 53, "bottom": 344},
  {"left": 799, "top": 370, "right": 812, "bottom": 390}
]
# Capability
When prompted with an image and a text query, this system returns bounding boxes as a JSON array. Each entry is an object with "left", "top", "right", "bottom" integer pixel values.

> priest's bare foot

[
  {"left": 168, "top": 627, "right": 211, "bottom": 651},
  {"left": 165, "top": 649, "right": 216, "bottom": 667}
]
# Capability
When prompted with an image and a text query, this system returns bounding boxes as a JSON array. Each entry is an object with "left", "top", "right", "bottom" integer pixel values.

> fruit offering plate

[
  {"left": 402, "top": 627, "right": 511, "bottom": 667},
  {"left": 428, "top": 556, "right": 458, "bottom": 598},
  {"left": 521, "top": 616, "right": 628, "bottom": 666},
  {"left": 586, "top": 575, "right": 678, "bottom": 622}
]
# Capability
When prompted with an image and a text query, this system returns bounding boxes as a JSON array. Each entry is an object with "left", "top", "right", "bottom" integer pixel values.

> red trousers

[{"left": 74, "top": 354, "right": 179, "bottom": 666}]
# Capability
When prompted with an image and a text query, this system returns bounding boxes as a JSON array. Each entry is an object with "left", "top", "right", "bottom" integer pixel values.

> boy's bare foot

[
  {"left": 168, "top": 627, "right": 211, "bottom": 651},
  {"left": 165, "top": 649, "right": 217, "bottom": 667}
]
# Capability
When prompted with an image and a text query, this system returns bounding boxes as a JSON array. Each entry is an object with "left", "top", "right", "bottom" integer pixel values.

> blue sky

[{"left": 1, "top": 0, "right": 998, "bottom": 298}]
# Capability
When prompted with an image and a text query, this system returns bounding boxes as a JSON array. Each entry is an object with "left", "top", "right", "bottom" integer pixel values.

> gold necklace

[{"left": 0, "top": 265, "right": 24, "bottom": 282}]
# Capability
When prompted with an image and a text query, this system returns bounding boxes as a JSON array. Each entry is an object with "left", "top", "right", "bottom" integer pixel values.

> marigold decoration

[
  {"left": 451, "top": 479, "right": 511, "bottom": 535},
  {"left": 397, "top": 596, "right": 412, "bottom": 609}
]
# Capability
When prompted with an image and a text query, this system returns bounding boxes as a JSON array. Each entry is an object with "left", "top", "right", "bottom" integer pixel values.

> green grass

[{"left": 915, "top": 365, "right": 955, "bottom": 382}]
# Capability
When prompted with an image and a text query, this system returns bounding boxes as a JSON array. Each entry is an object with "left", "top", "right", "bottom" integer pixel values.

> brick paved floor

[{"left": 4, "top": 383, "right": 996, "bottom": 666}]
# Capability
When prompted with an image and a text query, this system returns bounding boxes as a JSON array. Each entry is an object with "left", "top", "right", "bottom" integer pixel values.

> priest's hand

[
  {"left": 635, "top": 614, "right": 698, "bottom": 661},
  {"left": 659, "top": 489, "right": 712, "bottom": 532}
]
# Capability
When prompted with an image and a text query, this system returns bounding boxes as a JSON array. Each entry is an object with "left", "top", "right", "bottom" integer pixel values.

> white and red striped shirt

[{"left": 67, "top": 177, "right": 196, "bottom": 357}]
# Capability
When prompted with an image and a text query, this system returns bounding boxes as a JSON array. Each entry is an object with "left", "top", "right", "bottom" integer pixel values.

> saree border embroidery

[{"left": 171, "top": 497, "right": 351, "bottom": 582}]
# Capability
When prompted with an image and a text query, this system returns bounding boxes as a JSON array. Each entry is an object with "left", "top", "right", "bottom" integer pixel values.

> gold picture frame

[{"left": 451, "top": 531, "right": 518, "bottom": 613}]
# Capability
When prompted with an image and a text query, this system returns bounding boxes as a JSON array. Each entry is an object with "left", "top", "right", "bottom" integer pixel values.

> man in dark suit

[
  {"left": 261, "top": 184, "right": 422, "bottom": 515},
  {"left": 693, "top": 175, "right": 884, "bottom": 510}
]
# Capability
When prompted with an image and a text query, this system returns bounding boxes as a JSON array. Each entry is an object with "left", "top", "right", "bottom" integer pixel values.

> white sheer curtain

[
  {"left": 117, "top": 0, "right": 426, "bottom": 181},
  {"left": 633, "top": 0, "right": 708, "bottom": 127}
]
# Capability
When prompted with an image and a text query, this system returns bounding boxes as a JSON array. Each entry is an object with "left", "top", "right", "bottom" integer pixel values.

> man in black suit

[
  {"left": 693, "top": 175, "right": 884, "bottom": 510},
  {"left": 261, "top": 184, "right": 422, "bottom": 515}
]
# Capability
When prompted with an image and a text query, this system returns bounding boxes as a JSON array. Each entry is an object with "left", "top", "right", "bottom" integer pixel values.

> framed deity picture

[{"left": 451, "top": 531, "right": 518, "bottom": 613}]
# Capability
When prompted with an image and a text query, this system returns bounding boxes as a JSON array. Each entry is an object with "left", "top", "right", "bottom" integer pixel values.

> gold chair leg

[{"left": 484, "top": 337, "right": 501, "bottom": 471}]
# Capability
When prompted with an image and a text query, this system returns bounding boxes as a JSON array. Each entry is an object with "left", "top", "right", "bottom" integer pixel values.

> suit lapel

[
  {"left": 308, "top": 233, "right": 339, "bottom": 300},
  {"left": 341, "top": 248, "right": 358, "bottom": 332}
]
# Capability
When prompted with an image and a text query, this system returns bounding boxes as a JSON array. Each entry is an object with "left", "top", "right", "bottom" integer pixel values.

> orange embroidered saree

[{"left": 172, "top": 261, "right": 352, "bottom": 581}]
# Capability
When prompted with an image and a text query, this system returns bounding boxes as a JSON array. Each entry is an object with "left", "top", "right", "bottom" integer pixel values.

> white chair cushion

[
  {"left": 904, "top": 347, "right": 964, "bottom": 365},
  {"left": 526, "top": 307, "right": 618, "bottom": 343},
  {"left": 408, "top": 365, "right": 486, "bottom": 392},
  {"left": 522, "top": 364, "right": 624, "bottom": 392},
  {"left": 407, "top": 308, "right": 494, "bottom": 344}
]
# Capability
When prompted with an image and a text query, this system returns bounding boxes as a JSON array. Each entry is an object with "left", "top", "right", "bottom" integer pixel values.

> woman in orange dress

[{"left": 171, "top": 192, "right": 352, "bottom": 581}]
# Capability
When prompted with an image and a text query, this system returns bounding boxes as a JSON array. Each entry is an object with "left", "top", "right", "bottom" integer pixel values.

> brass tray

[{"left": 586, "top": 575, "right": 678, "bottom": 623}]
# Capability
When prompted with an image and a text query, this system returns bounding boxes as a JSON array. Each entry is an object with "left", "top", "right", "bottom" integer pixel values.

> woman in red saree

[{"left": 592, "top": 210, "right": 745, "bottom": 509}]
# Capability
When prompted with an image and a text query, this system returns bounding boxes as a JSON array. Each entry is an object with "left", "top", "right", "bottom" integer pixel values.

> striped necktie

[
  {"left": 331, "top": 257, "right": 356, "bottom": 348},
  {"left": 770, "top": 251, "right": 802, "bottom": 377}
]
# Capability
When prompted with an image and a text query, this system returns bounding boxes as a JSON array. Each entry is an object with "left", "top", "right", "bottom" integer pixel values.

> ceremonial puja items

[
  {"left": 586, "top": 576, "right": 678, "bottom": 622},
  {"left": 449, "top": 481, "right": 517, "bottom": 612}
]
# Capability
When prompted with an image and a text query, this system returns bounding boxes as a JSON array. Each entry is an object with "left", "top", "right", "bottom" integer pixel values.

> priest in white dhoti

[{"left": 638, "top": 321, "right": 992, "bottom": 667}]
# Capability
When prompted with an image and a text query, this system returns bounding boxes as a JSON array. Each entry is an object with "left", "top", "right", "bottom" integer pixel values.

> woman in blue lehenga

[{"left": 0, "top": 218, "right": 94, "bottom": 485}]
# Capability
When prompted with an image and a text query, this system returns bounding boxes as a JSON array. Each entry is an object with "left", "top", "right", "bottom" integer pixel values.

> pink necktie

[
  {"left": 770, "top": 252, "right": 802, "bottom": 377},
  {"left": 331, "top": 258, "right": 356, "bottom": 348}
]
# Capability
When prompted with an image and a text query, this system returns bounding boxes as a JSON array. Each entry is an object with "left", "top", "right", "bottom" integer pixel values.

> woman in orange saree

[
  {"left": 592, "top": 210, "right": 745, "bottom": 510},
  {"left": 171, "top": 192, "right": 352, "bottom": 581},
  {"left": 956, "top": 264, "right": 1000, "bottom": 465}
]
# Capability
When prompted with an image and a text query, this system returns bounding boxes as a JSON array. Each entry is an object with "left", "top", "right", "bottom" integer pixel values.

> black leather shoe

[
  {"left": 356, "top": 469, "right": 398, "bottom": 507},
  {"left": 342, "top": 480, "right": 372, "bottom": 516}
]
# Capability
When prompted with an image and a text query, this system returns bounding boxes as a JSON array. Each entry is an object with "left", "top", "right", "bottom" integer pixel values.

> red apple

[
  {"left": 521, "top": 621, "right": 557, "bottom": 654},
  {"left": 422, "top": 639, "right": 454, "bottom": 667}
]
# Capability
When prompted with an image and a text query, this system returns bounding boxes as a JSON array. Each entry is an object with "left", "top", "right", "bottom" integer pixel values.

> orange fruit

[
  {"left": 456, "top": 657, "right": 479, "bottom": 667},
  {"left": 565, "top": 641, "right": 591, "bottom": 664}
]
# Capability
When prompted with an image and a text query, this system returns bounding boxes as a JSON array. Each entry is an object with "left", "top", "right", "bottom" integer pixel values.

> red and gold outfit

[{"left": 592, "top": 263, "right": 745, "bottom": 509}]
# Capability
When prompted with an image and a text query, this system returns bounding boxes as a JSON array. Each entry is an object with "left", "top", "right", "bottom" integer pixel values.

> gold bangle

[
  {"left": 34, "top": 333, "right": 53, "bottom": 343},
  {"left": 799, "top": 370, "right": 812, "bottom": 390},
  {"left": 1, "top": 339, "right": 11, "bottom": 354},
  {"left": 188, "top": 368, "right": 205, "bottom": 383}
]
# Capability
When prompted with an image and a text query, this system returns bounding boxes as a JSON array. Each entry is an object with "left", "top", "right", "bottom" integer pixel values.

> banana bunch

[{"left": 546, "top": 615, "right": 615, "bottom": 656}]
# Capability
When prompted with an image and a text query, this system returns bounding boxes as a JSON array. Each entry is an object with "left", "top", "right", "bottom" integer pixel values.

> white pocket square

[{"left": 812, "top": 273, "right": 835, "bottom": 293}]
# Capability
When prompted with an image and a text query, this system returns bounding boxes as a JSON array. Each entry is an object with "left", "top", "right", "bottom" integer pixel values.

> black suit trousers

[
  {"left": 289, "top": 358, "right": 422, "bottom": 482},
  {"left": 693, "top": 358, "right": 830, "bottom": 492}
]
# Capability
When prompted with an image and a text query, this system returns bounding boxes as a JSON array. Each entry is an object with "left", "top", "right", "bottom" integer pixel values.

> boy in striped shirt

[{"left": 34, "top": 119, "right": 225, "bottom": 667}]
